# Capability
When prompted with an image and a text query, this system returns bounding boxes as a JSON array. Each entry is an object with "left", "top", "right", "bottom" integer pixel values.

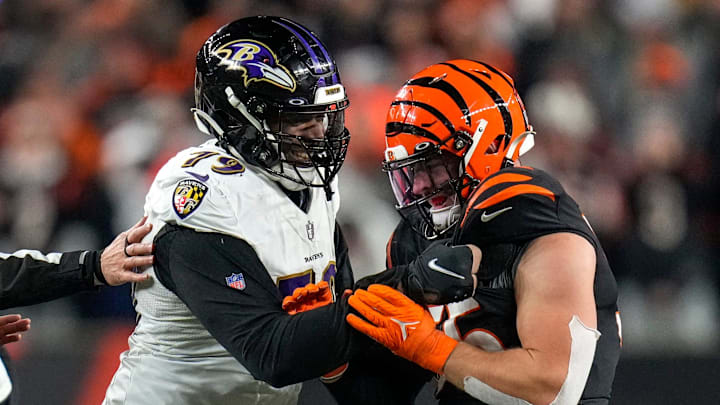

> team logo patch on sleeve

[
  {"left": 225, "top": 273, "right": 246, "bottom": 290},
  {"left": 173, "top": 179, "right": 208, "bottom": 219}
]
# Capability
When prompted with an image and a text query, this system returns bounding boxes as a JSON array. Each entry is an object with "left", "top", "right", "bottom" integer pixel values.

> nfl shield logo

[
  {"left": 306, "top": 220, "right": 315, "bottom": 240},
  {"left": 225, "top": 273, "right": 246, "bottom": 290}
]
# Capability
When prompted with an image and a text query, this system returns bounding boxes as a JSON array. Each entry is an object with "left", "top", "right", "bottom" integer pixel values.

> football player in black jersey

[{"left": 346, "top": 60, "right": 621, "bottom": 405}]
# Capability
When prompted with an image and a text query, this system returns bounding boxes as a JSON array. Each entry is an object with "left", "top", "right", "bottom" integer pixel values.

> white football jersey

[{"left": 104, "top": 140, "right": 340, "bottom": 405}]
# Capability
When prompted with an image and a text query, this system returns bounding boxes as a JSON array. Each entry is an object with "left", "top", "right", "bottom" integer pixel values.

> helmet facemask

[
  {"left": 383, "top": 144, "right": 466, "bottom": 239},
  {"left": 193, "top": 82, "right": 350, "bottom": 199},
  {"left": 262, "top": 106, "right": 350, "bottom": 193}
]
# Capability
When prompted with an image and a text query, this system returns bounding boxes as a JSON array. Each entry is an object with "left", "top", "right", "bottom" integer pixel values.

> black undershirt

[{"left": 280, "top": 185, "right": 310, "bottom": 212}]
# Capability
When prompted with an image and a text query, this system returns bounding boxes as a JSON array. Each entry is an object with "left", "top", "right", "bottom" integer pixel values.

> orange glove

[
  {"left": 346, "top": 284, "right": 458, "bottom": 374},
  {"left": 282, "top": 281, "right": 333, "bottom": 315}
]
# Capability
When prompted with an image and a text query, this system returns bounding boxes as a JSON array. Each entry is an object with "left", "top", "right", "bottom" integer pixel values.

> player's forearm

[
  {"left": 184, "top": 297, "right": 356, "bottom": 388},
  {"left": 240, "top": 299, "right": 357, "bottom": 387},
  {"left": 444, "top": 342, "right": 567, "bottom": 405},
  {"left": 157, "top": 226, "right": 360, "bottom": 387},
  {"left": 0, "top": 250, "right": 96, "bottom": 309}
]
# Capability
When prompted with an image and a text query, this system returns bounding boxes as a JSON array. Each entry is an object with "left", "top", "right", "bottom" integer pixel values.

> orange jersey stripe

[
  {"left": 474, "top": 184, "right": 555, "bottom": 210},
  {"left": 476, "top": 173, "right": 533, "bottom": 196},
  {"left": 385, "top": 230, "right": 395, "bottom": 268},
  {"left": 462, "top": 173, "right": 533, "bottom": 226}
]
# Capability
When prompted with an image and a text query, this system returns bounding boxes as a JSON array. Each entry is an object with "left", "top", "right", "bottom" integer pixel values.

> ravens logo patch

[{"left": 173, "top": 179, "right": 208, "bottom": 219}]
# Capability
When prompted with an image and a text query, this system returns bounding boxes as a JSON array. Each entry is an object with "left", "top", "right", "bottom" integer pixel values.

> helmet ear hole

[
  {"left": 234, "top": 125, "right": 279, "bottom": 167},
  {"left": 246, "top": 97, "right": 267, "bottom": 117}
]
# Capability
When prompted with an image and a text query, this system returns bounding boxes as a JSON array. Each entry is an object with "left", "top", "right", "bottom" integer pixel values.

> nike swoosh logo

[
  {"left": 390, "top": 318, "right": 420, "bottom": 341},
  {"left": 481, "top": 206, "right": 513, "bottom": 222},
  {"left": 186, "top": 171, "right": 209, "bottom": 182},
  {"left": 428, "top": 258, "right": 465, "bottom": 280}
]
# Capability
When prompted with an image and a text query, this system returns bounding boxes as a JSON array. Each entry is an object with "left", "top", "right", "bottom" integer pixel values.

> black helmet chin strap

[
  {"left": 193, "top": 86, "right": 280, "bottom": 168},
  {"left": 232, "top": 126, "right": 279, "bottom": 168},
  {"left": 222, "top": 86, "right": 281, "bottom": 167}
]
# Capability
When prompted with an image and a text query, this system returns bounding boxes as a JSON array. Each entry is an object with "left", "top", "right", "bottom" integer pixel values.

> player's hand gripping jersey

[{"left": 103, "top": 140, "right": 357, "bottom": 405}]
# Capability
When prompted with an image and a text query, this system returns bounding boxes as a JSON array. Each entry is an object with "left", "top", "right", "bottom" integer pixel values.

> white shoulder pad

[{"left": 144, "top": 141, "right": 258, "bottom": 239}]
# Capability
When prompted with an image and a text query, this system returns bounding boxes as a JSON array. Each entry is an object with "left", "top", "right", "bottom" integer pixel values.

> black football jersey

[
  {"left": 380, "top": 219, "right": 523, "bottom": 404},
  {"left": 436, "top": 166, "right": 621, "bottom": 404}
]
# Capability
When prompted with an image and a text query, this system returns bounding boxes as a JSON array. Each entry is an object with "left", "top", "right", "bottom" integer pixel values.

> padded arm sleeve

[{"left": 153, "top": 225, "right": 362, "bottom": 388}]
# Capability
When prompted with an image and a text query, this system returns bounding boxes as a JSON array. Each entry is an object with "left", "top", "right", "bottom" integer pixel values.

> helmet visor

[
  {"left": 384, "top": 149, "right": 462, "bottom": 238},
  {"left": 384, "top": 149, "right": 461, "bottom": 210}
]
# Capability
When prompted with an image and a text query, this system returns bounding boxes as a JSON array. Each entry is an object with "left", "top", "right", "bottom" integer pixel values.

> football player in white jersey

[
  {"left": 102, "top": 16, "right": 361, "bottom": 405},
  {"left": 102, "top": 16, "right": 484, "bottom": 405}
]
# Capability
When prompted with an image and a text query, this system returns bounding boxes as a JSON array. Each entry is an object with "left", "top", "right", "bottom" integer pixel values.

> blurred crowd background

[{"left": 0, "top": 0, "right": 718, "bottom": 403}]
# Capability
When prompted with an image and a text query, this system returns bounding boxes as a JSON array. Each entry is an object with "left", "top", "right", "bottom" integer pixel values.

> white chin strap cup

[
  {"left": 430, "top": 200, "right": 462, "bottom": 232},
  {"left": 272, "top": 164, "right": 319, "bottom": 191}
]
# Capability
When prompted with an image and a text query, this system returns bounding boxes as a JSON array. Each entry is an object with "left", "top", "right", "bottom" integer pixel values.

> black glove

[{"left": 403, "top": 239, "right": 480, "bottom": 306}]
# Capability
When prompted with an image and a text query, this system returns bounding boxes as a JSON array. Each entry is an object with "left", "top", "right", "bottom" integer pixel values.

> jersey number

[
  {"left": 277, "top": 262, "right": 337, "bottom": 300},
  {"left": 182, "top": 151, "right": 245, "bottom": 174},
  {"left": 432, "top": 300, "right": 506, "bottom": 352}
]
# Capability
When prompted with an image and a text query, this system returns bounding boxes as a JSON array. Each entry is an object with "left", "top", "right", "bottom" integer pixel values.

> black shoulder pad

[{"left": 454, "top": 167, "right": 595, "bottom": 247}]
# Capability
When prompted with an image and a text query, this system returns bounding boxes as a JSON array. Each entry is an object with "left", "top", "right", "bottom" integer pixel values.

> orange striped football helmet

[{"left": 383, "top": 59, "right": 535, "bottom": 237}]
